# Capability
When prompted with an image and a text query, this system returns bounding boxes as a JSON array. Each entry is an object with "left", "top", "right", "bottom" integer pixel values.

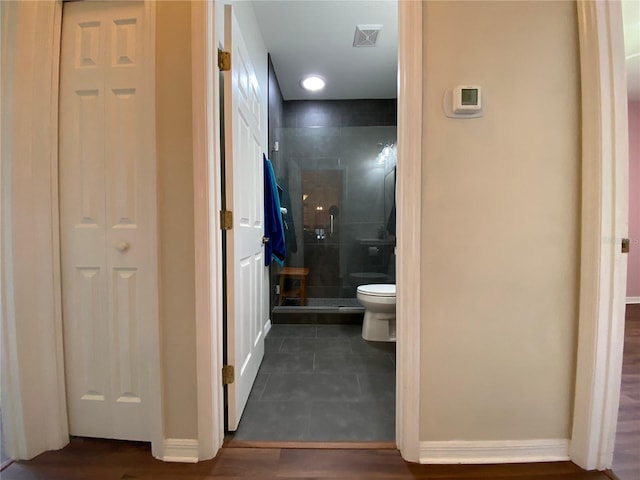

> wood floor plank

[
  {"left": 405, "top": 461, "right": 592, "bottom": 478},
  {"left": 276, "top": 448, "right": 411, "bottom": 478},
  {"left": 1, "top": 442, "right": 615, "bottom": 480},
  {"left": 612, "top": 304, "right": 640, "bottom": 480}
]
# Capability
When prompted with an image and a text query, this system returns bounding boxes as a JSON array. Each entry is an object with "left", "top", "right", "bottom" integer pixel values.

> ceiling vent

[{"left": 353, "top": 24, "right": 382, "bottom": 47}]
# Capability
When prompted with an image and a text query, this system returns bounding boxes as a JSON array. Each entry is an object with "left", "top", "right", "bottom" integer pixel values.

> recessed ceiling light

[{"left": 301, "top": 75, "right": 325, "bottom": 92}]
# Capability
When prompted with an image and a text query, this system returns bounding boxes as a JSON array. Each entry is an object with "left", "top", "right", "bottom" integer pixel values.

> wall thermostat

[
  {"left": 453, "top": 85, "right": 481, "bottom": 113},
  {"left": 443, "top": 85, "right": 483, "bottom": 119}
]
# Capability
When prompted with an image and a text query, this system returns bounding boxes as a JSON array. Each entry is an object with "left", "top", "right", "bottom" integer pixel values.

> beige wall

[
  {"left": 420, "top": 1, "right": 580, "bottom": 441},
  {"left": 156, "top": 1, "right": 197, "bottom": 439}
]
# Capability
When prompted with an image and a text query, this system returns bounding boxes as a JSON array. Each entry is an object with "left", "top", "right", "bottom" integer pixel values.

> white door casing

[
  {"left": 59, "top": 0, "right": 158, "bottom": 441},
  {"left": 569, "top": 0, "right": 630, "bottom": 470},
  {"left": 223, "top": 4, "right": 268, "bottom": 431}
]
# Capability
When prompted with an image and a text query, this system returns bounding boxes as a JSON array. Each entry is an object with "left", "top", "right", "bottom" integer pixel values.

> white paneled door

[
  {"left": 223, "top": 5, "right": 268, "bottom": 430},
  {"left": 59, "top": 1, "right": 156, "bottom": 441}
]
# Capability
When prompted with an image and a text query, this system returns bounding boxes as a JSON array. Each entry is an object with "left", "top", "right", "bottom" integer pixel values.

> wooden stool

[{"left": 278, "top": 267, "right": 310, "bottom": 306}]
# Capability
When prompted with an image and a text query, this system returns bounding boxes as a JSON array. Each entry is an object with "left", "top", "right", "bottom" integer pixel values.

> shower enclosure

[{"left": 271, "top": 124, "right": 397, "bottom": 313}]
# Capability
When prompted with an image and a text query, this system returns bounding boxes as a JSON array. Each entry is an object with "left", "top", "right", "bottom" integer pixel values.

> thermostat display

[{"left": 453, "top": 85, "right": 482, "bottom": 113}]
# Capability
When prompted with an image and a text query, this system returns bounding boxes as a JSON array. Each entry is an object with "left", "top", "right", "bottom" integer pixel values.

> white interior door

[
  {"left": 223, "top": 5, "right": 268, "bottom": 431},
  {"left": 59, "top": 0, "right": 157, "bottom": 441}
]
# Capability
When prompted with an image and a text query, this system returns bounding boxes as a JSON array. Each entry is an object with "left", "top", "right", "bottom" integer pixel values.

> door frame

[
  {"left": 191, "top": 0, "right": 225, "bottom": 458},
  {"left": 190, "top": 0, "right": 425, "bottom": 460},
  {"left": 569, "top": 0, "right": 629, "bottom": 470},
  {"left": 0, "top": 0, "right": 164, "bottom": 460}
]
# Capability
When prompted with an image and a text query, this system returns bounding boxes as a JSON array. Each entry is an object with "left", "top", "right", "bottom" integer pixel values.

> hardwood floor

[
  {"left": 611, "top": 303, "right": 640, "bottom": 480},
  {"left": 0, "top": 439, "right": 615, "bottom": 479}
]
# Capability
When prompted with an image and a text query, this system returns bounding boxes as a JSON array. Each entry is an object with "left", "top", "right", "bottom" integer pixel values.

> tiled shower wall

[{"left": 268, "top": 58, "right": 397, "bottom": 302}]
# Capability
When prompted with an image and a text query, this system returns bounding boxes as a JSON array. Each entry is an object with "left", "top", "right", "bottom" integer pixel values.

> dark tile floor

[{"left": 230, "top": 324, "right": 396, "bottom": 442}]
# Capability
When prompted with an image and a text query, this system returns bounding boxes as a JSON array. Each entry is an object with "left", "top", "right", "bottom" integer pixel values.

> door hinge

[
  {"left": 220, "top": 210, "right": 233, "bottom": 230},
  {"left": 218, "top": 49, "right": 231, "bottom": 71},
  {"left": 622, "top": 238, "right": 630, "bottom": 254},
  {"left": 222, "top": 365, "right": 235, "bottom": 385}
]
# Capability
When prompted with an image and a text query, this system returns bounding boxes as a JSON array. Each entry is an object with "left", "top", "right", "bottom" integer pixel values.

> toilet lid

[{"left": 357, "top": 284, "right": 396, "bottom": 297}]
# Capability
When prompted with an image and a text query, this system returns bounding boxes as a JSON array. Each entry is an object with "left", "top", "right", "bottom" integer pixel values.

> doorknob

[
  {"left": 262, "top": 236, "right": 270, "bottom": 246},
  {"left": 116, "top": 241, "right": 130, "bottom": 252}
]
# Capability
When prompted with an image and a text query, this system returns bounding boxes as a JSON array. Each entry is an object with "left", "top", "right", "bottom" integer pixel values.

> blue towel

[{"left": 263, "top": 154, "right": 286, "bottom": 266}]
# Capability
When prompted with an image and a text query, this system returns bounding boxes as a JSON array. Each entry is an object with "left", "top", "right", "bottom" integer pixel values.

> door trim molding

[
  {"left": 141, "top": 0, "right": 164, "bottom": 459},
  {"left": 162, "top": 439, "right": 199, "bottom": 463},
  {"left": 570, "top": 0, "right": 629, "bottom": 470},
  {"left": 396, "top": 0, "right": 423, "bottom": 462},
  {"left": 1, "top": 0, "right": 68, "bottom": 460},
  {"left": 191, "top": 0, "right": 224, "bottom": 461},
  {"left": 420, "top": 439, "right": 570, "bottom": 464}
]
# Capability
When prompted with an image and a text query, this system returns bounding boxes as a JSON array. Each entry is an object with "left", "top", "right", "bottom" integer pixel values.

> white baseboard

[
  {"left": 264, "top": 318, "right": 272, "bottom": 336},
  {"left": 420, "top": 439, "right": 570, "bottom": 464},
  {"left": 162, "top": 439, "right": 199, "bottom": 463},
  {"left": 626, "top": 296, "right": 640, "bottom": 304}
]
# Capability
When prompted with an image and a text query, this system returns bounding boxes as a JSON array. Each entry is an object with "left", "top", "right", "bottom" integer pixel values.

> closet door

[{"left": 59, "top": 0, "right": 156, "bottom": 441}]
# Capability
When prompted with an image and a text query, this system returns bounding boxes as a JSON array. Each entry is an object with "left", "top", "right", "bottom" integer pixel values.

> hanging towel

[
  {"left": 264, "top": 154, "right": 286, "bottom": 266},
  {"left": 277, "top": 180, "right": 298, "bottom": 254}
]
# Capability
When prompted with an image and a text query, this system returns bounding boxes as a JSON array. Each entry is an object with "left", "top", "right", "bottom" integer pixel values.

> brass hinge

[
  {"left": 222, "top": 365, "right": 235, "bottom": 385},
  {"left": 220, "top": 210, "right": 233, "bottom": 230},
  {"left": 218, "top": 49, "right": 231, "bottom": 71},
  {"left": 622, "top": 238, "right": 630, "bottom": 254}
]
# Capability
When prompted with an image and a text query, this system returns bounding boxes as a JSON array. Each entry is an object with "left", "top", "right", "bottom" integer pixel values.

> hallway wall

[
  {"left": 156, "top": 0, "right": 197, "bottom": 440},
  {"left": 419, "top": 0, "right": 580, "bottom": 444}
]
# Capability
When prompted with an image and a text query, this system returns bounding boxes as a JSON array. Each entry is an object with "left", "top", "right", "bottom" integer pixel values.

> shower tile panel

[
  {"left": 283, "top": 100, "right": 397, "bottom": 129},
  {"left": 291, "top": 134, "right": 340, "bottom": 158},
  {"left": 296, "top": 109, "right": 341, "bottom": 129},
  {"left": 303, "top": 157, "right": 342, "bottom": 171},
  {"left": 295, "top": 126, "right": 340, "bottom": 137},
  {"left": 340, "top": 110, "right": 386, "bottom": 127},
  {"left": 339, "top": 125, "right": 396, "bottom": 136},
  {"left": 346, "top": 181, "right": 384, "bottom": 223}
]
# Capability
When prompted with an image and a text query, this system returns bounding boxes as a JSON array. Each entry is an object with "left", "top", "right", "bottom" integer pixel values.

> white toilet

[{"left": 356, "top": 284, "right": 396, "bottom": 342}]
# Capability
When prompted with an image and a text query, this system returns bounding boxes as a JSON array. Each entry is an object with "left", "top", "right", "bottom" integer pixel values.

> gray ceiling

[{"left": 252, "top": 0, "right": 398, "bottom": 101}]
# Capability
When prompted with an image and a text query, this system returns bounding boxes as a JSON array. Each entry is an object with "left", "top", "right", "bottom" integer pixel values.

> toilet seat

[{"left": 357, "top": 284, "right": 396, "bottom": 297}]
